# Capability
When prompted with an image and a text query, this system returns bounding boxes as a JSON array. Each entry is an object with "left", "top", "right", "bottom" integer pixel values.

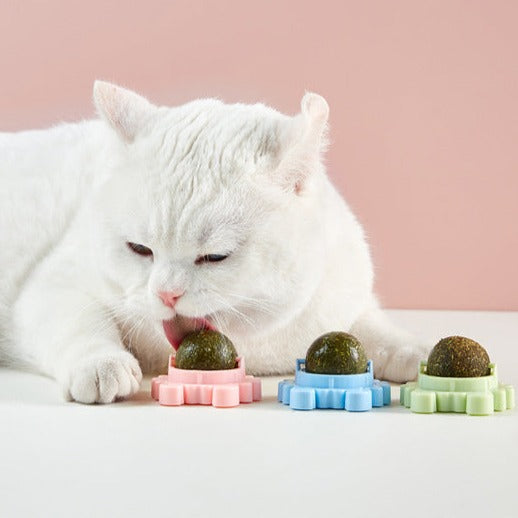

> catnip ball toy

[
  {"left": 175, "top": 329, "right": 238, "bottom": 371},
  {"left": 426, "top": 336, "right": 490, "bottom": 378},
  {"left": 305, "top": 331, "right": 368, "bottom": 375}
]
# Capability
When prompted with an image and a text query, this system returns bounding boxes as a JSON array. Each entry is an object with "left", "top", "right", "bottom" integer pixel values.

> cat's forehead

[
  {"left": 151, "top": 99, "right": 285, "bottom": 174},
  {"left": 119, "top": 99, "right": 283, "bottom": 245},
  {"left": 139, "top": 172, "right": 256, "bottom": 249}
]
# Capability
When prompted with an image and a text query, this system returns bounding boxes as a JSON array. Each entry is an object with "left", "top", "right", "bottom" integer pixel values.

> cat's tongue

[{"left": 162, "top": 315, "right": 216, "bottom": 350}]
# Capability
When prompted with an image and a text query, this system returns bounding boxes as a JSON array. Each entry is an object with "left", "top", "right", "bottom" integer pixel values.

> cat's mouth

[{"left": 162, "top": 314, "right": 216, "bottom": 350}]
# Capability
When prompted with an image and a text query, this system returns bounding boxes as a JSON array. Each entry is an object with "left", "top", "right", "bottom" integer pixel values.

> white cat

[{"left": 0, "top": 81, "right": 429, "bottom": 403}]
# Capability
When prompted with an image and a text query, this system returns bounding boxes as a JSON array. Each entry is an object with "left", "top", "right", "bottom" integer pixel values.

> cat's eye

[
  {"left": 195, "top": 254, "right": 229, "bottom": 265},
  {"left": 127, "top": 242, "right": 153, "bottom": 257}
]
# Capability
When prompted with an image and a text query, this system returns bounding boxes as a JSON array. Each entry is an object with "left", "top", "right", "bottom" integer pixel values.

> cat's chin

[{"left": 162, "top": 314, "right": 216, "bottom": 350}]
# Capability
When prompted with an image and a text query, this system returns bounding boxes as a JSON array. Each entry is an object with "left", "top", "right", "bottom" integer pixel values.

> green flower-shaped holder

[{"left": 400, "top": 361, "right": 515, "bottom": 415}]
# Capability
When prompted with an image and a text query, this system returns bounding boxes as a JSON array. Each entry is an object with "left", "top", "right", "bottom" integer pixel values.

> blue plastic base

[{"left": 278, "top": 360, "right": 391, "bottom": 411}]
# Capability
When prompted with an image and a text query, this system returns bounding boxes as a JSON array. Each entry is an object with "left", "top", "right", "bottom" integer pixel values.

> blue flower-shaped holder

[{"left": 278, "top": 359, "right": 391, "bottom": 411}]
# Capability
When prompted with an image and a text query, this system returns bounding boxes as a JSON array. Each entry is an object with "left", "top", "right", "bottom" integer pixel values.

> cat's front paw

[
  {"left": 64, "top": 351, "right": 143, "bottom": 404},
  {"left": 372, "top": 343, "right": 431, "bottom": 383}
]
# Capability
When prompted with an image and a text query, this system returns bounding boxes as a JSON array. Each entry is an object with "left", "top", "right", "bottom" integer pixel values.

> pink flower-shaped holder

[{"left": 151, "top": 356, "right": 262, "bottom": 408}]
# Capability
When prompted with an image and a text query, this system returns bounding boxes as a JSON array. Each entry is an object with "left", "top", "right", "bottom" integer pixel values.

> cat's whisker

[
  {"left": 195, "top": 283, "right": 274, "bottom": 333},
  {"left": 201, "top": 280, "right": 276, "bottom": 317},
  {"left": 215, "top": 288, "right": 277, "bottom": 318},
  {"left": 210, "top": 311, "right": 227, "bottom": 335},
  {"left": 208, "top": 291, "right": 258, "bottom": 331},
  {"left": 124, "top": 314, "right": 147, "bottom": 352},
  {"left": 118, "top": 311, "right": 145, "bottom": 348}
]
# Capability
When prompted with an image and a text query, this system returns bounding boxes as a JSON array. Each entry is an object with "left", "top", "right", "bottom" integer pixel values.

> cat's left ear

[
  {"left": 93, "top": 81, "right": 156, "bottom": 142},
  {"left": 275, "top": 92, "right": 329, "bottom": 194}
]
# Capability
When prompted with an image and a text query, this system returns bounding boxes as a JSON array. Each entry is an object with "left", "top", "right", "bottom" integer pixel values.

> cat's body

[{"left": 0, "top": 82, "right": 428, "bottom": 403}]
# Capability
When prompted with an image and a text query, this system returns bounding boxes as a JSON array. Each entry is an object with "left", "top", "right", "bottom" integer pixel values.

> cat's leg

[
  {"left": 349, "top": 304, "right": 431, "bottom": 382},
  {"left": 12, "top": 280, "right": 142, "bottom": 404}
]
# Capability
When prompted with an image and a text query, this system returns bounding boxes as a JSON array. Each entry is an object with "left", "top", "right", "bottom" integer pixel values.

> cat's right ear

[
  {"left": 93, "top": 81, "right": 156, "bottom": 142},
  {"left": 273, "top": 92, "right": 329, "bottom": 195}
]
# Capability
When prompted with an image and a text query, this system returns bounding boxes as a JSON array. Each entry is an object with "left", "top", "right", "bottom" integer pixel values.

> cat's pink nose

[{"left": 159, "top": 291, "right": 184, "bottom": 308}]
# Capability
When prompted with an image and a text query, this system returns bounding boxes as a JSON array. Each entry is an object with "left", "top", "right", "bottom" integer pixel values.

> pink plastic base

[{"left": 151, "top": 356, "right": 262, "bottom": 408}]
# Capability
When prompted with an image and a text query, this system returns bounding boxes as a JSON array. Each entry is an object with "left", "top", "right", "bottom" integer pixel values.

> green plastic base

[{"left": 400, "top": 362, "right": 515, "bottom": 416}]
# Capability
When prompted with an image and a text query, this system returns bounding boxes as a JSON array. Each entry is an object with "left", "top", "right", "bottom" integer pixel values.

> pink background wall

[{"left": 1, "top": 1, "right": 517, "bottom": 310}]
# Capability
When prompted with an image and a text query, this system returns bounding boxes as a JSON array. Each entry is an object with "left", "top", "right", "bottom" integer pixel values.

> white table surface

[{"left": 1, "top": 309, "right": 517, "bottom": 518}]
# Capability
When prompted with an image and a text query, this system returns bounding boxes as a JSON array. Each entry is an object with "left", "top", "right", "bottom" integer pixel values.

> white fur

[{"left": 0, "top": 81, "right": 429, "bottom": 403}]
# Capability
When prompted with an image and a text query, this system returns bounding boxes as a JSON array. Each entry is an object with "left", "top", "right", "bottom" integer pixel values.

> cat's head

[{"left": 90, "top": 81, "right": 330, "bottom": 347}]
